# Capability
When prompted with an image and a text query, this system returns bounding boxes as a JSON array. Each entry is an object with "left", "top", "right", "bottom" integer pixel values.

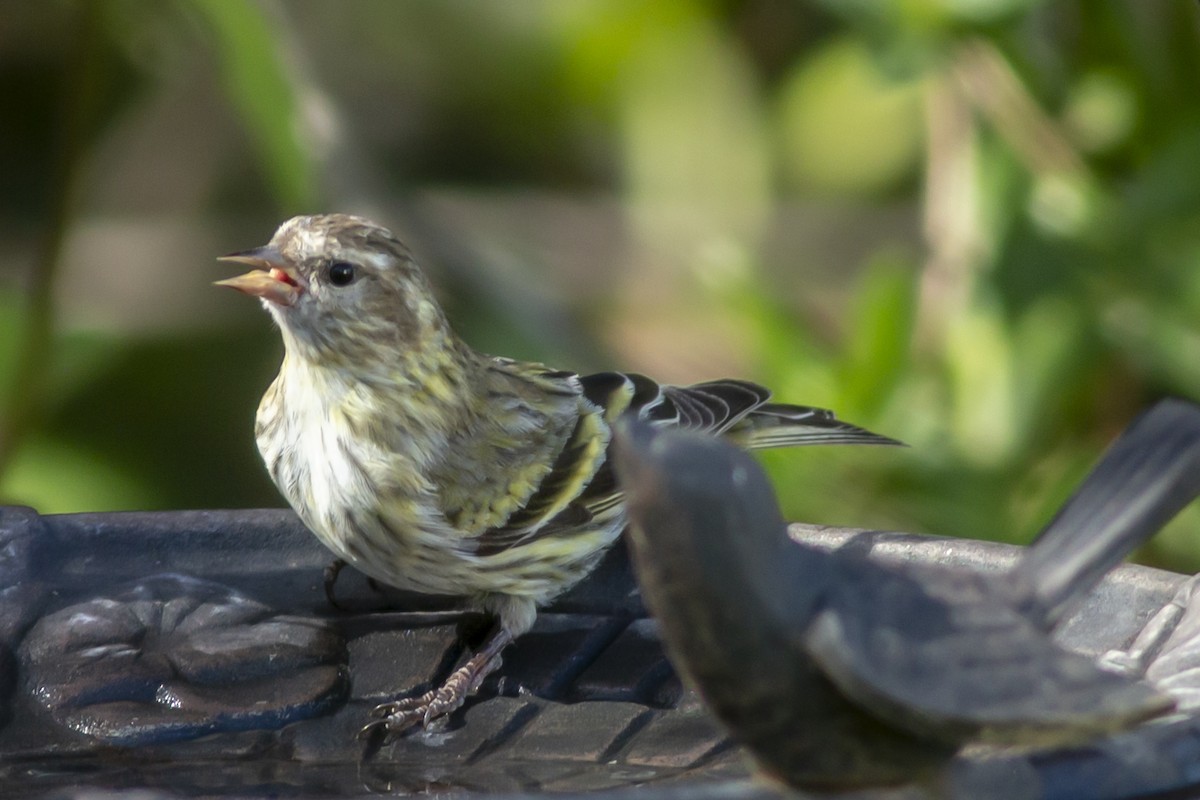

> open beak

[{"left": 215, "top": 246, "right": 305, "bottom": 307}]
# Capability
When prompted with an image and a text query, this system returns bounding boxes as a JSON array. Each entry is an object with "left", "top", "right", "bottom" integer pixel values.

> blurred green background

[{"left": 4, "top": 1, "right": 1200, "bottom": 570}]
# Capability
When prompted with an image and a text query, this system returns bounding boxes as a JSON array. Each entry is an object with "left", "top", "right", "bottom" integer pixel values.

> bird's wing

[
  {"left": 573, "top": 372, "right": 765, "bottom": 431},
  {"left": 570, "top": 374, "right": 776, "bottom": 517},
  {"left": 582, "top": 371, "right": 898, "bottom": 447},
  {"left": 467, "top": 373, "right": 764, "bottom": 554},
  {"left": 461, "top": 363, "right": 613, "bottom": 556},
  {"left": 659, "top": 380, "right": 771, "bottom": 433},
  {"left": 470, "top": 369, "right": 894, "bottom": 555},
  {"left": 804, "top": 559, "right": 1172, "bottom": 748}
]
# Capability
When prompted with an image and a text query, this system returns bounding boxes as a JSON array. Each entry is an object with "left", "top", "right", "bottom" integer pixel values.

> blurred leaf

[
  {"left": 776, "top": 36, "right": 924, "bottom": 195},
  {"left": 944, "top": 295, "right": 1015, "bottom": 465},
  {"left": 189, "top": 0, "right": 317, "bottom": 210},
  {"left": 618, "top": 11, "right": 771, "bottom": 244},
  {"left": 1064, "top": 70, "right": 1139, "bottom": 155},
  {"left": 1102, "top": 297, "right": 1200, "bottom": 399},
  {"left": 1122, "top": 124, "right": 1200, "bottom": 229},
  {"left": 728, "top": 280, "right": 835, "bottom": 401},
  {"left": 0, "top": 289, "right": 124, "bottom": 430},
  {"left": 1008, "top": 296, "right": 1084, "bottom": 449},
  {"left": 0, "top": 291, "right": 26, "bottom": 417},
  {"left": 973, "top": 131, "right": 1023, "bottom": 266},
  {"left": 838, "top": 252, "right": 918, "bottom": 417},
  {"left": 815, "top": 0, "right": 1038, "bottom": 35},
  {"left": 1027, "top": 172, "right": 1098, "bottom": 238},
  {"left": 552, "top": 0, "right": 704, "bottom": 110},
  {"left": 0, "top": 436, "right": 154, "bottom": 512},
  {"left": 49, "top": 330, "right": 126, "bottom": 409}
]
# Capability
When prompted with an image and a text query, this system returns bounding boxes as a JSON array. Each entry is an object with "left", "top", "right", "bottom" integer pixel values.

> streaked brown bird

[{"left": 216, "top": 213, "right": 900, "bottom": 737}]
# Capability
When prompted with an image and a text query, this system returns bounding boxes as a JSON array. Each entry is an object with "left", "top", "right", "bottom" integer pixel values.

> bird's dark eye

[{"left": 327, "top": 261, "right": 357, "bottom": 287}]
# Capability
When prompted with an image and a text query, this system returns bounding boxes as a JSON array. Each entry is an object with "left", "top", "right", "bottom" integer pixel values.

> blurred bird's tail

[{"left": 1010, "top": 398, "right": 1200, "bottom": 631}]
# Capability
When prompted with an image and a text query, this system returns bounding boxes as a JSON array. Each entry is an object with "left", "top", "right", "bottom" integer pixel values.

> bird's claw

[
  {"left": 357, "top": 707, "right": 427, "bottom": 740},
  {"left": 357, "top": 687, "right": 466, "bottom": 739},
  {"left": 357, "top": 717, "right": 388, "bottom": 741},
  {"left": 358, "top": 652, "right": 502, "bottom": 741},
  {"left": 368, "top": 689, "right": 435, "bottom": 719}
]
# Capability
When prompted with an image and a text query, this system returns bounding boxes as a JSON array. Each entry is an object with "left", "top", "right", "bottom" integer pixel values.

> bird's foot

[{"left": 358, "top": 626, "right": 512, "bottom": 740}]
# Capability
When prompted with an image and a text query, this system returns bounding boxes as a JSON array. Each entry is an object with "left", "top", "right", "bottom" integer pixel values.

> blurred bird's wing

[{"left": 804, "top": 561, "right": 1172, "bottom": 748}]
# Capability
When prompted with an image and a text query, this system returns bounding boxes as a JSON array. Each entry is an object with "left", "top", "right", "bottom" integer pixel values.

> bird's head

[{"left": 217, "top": 214, "right": 453, "bottom": 368}]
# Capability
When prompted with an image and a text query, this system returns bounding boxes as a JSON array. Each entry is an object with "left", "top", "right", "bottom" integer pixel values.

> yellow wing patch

[{"left": 531, "top": 408, "right": 609, "bottom": 526}]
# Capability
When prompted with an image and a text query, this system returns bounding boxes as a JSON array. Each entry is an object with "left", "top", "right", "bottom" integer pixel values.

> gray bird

[{"left": 613, "top": 399, "right": 1200, "bottom": 790}]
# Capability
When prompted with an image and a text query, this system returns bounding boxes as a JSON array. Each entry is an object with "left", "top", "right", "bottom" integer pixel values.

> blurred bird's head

[{"left": 217, "top": 214, "right": 453, "bottom": 368}]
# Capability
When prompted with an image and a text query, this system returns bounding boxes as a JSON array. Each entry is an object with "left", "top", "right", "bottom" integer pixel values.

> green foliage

[
  {"left": 839, "top": 254, "right": 918, "bottom": 419},
  {"left": 2, "top": 0, "right": 1200, "bottom": 573},
  {"left": 187, "top": 0, "right": 317, "bottom": 210},
  {"left": 775, "top": 36, "right": 924, "bottom": 195}
]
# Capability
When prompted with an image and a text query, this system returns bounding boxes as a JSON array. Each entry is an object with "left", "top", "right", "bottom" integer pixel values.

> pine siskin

[{"left": 216, "top": 213, "right": 900, "bottom": 738}]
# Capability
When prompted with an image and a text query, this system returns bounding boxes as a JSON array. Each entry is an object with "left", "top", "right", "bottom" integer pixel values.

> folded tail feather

[{"left": 727, "top": 403, "right": 905, "bottom": 449}]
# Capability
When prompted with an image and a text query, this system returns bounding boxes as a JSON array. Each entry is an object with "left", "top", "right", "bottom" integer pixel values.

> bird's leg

[
  {"left": 323, "top": 558, "right": 387, "bottom": 611},
  {"left": 360, "top": 624, "right": 513, "bottom": 738},
  {"left": 323, "top": 558, "right": 349, "bottom": 610}
]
